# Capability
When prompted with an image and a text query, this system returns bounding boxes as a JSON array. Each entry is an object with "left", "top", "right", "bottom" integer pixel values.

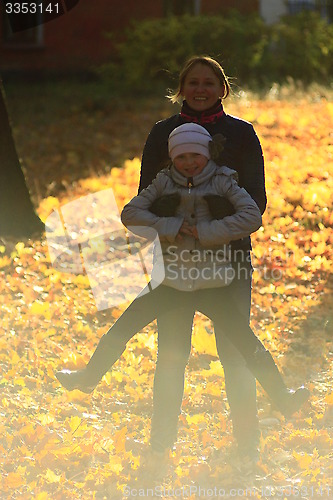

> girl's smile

[{"left": 173, "top": 153, "right": 208, "bottom": 177}]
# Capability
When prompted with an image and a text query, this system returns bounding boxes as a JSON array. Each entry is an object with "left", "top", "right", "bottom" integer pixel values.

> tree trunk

[{"left": 0, "top": 79, "right": 44, "bottom": 238}]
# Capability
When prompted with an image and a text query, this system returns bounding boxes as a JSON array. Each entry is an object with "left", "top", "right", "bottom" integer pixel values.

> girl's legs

[
  {"left": 56, "top": 284, "right": 178, "bottom": 392},
  {"left": 195, "top": 287, "right": 309, "bottom": 416}
]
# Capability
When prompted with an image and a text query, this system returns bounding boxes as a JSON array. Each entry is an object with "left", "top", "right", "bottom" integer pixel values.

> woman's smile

[{"left": 181, "top": 63, "right": 224, "bottom": 111}]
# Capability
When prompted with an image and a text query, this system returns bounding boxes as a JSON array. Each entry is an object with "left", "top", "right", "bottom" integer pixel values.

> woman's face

[{"left": 181, "top": 63, "right": 224, "bottom": 112}]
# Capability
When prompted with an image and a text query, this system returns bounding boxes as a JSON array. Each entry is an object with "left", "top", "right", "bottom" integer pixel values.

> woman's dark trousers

[{"left": 150, "top": 264, "right": 259, "bottom": 452}]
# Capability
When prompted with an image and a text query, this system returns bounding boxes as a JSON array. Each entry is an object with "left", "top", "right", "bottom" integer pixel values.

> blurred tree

[
  {"left": 0, "top": 79, "right": 44, "bottom": 238},
  {"left": 326, "top": 0, "right": 333, "bottom": 20},
  {"left": 163, "top": 0, "right": 195, "bottom": 16}
]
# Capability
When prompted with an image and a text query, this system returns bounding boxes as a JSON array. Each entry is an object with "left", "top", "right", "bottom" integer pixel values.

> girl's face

[
  {"left": 181, "top": 63, "right": 224, "bottom": 111},
  {"left": 173, "top": 153, "right": 208, "bottom": 178}
]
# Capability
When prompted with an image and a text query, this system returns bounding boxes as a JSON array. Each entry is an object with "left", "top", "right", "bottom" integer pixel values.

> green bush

[
  {"left": 264, "top": 11, "right": 333, "bottom": 83},
  {"left": 100, "top": 11, "right": 333, "bottom": 92}
]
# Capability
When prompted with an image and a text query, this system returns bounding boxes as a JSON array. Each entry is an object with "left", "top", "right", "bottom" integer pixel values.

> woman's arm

[{"left": 240, "top": 124, "right": 267, "bottom": 214}]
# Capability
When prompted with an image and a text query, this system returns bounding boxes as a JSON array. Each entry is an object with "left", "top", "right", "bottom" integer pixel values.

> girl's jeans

[{"left": 101, "top": 256, "right": 259, "bottom": 452}]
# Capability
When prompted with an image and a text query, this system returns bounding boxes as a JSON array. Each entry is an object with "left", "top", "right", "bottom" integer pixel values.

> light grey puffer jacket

[{"left": 121, "top": 160, "right": 262, "bottom": 291}]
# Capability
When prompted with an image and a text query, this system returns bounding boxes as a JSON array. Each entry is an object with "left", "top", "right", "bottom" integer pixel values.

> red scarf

[{"left": 180, "top": 100, "right": 224, "bottom": 124}]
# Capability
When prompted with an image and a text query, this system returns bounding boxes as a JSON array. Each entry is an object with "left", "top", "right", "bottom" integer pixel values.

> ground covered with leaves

[{"left": 0, "top": 84, "right": 332, "bottom": 498}]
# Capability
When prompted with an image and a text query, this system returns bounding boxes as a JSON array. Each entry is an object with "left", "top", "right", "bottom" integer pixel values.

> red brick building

[{"left": 0, "top": 0, "right": 258, "bottom": 73}]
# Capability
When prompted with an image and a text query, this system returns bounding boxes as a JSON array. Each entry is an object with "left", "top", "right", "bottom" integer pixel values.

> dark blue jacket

[{"left": 139, "top": 106, "right": 266, "bottom": 251}]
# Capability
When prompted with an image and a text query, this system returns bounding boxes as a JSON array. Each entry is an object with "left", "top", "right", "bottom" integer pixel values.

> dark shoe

[
  {"left": 277, "top": 386, "right": 310, "bottom": 417},
  {"left": 225, "top": 444, "right": 259, "bottom": 475},
  {"left": 247, "top": 348, "right": 309, "bottom": 417},
  {"left": 56, "top": 369, "right": 96, "bottom": 394},
  {"left": 237, "top": 439, "right": 260, "bottom": 462},
  {"left": 237, "top": 439, "right": 260, "bottom": 473},
  {"left": 138, "top": 448, "right": 170, "bottom": 481}
]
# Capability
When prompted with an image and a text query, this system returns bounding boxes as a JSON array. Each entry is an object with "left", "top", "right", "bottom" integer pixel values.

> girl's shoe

[
  {"left": 55, "top": 334, "right": 125, "bottom": 394},
  {"left": 56, "top": 369, "right": 96, "bottom": 394},
  {"left": 277, "top": 386, "right": 310, "bottom": 417},
  {"left": 247, "top": 348, "right": 310, "bottom": 417}
]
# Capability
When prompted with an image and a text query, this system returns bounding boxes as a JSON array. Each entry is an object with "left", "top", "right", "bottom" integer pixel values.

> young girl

[{"left": 57, "top": 124, "right": 309, "bottom": 460}]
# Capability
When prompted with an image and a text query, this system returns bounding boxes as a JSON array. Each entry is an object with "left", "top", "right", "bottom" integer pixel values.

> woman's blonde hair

[{"left": 168, "top": 55, "right": 231, "bottom": 103}]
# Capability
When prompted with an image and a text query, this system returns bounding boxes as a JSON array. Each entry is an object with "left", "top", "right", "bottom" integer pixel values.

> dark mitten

[
  {"left": 149, "top": 193, "right": 181, "bottom": 217},
  {"left": 203, "top": 195, "right": 235, "bottom": 219},
  {"left": 208, "top": 134, "right": 227, "bottom": 164}
]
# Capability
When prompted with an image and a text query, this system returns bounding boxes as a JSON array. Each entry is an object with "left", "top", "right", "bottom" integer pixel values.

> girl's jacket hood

[{"left": 169, "top": 160, "right": 233, "bottom": 188}]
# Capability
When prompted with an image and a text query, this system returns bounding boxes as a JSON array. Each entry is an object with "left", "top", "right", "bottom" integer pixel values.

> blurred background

[
  {"left": 1, "top": 0, "right": 332, "bottom": 234},
  {"left": 1, "top": 0, "right": 332, "bottom": 87}
]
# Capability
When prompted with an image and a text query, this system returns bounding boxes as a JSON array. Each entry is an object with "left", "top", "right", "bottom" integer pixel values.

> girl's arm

[
  {"left": 121, "top": 175, "right": 184, "bottom": 243},
  {"left": 197, "top": 174, "right": 262, "bottom": 247}
]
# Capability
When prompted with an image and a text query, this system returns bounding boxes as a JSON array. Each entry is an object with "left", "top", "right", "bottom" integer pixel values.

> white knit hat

[{"left": 168, "top": 123, "right": 212, "bottom": 161}]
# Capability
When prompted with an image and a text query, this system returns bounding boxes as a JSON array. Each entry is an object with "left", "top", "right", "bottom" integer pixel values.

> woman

[
  {"left": 139, "top": 56, "right": 266, "bottom": 464},
  {"left": 57, "top": 56, "right": 268, "bottom": 467}
]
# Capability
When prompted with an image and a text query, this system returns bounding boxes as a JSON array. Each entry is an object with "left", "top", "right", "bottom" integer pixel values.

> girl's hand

[
  {"left": 191, "top": 226, "right": 199, "bottom": 239},
  {"left": 176, "top": 222, "right": 198, "bottom": 240},
  {"left": 176, "top": 222, "right": 189, "bottom": 241}
]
